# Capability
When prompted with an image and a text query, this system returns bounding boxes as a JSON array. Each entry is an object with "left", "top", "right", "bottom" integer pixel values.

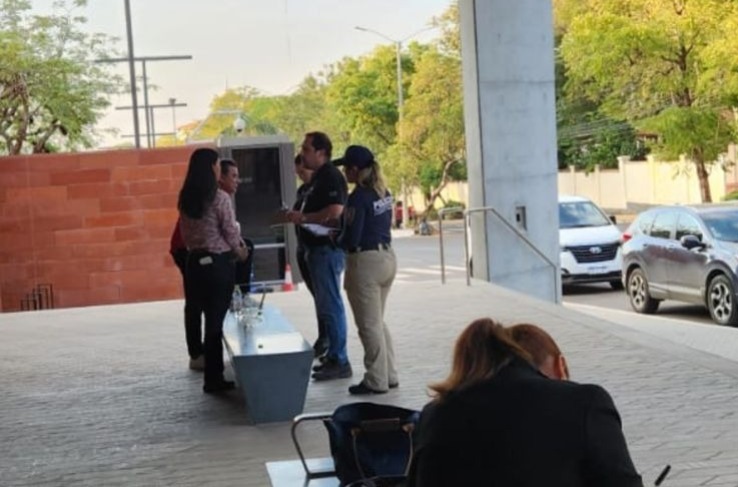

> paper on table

[{"left": 301, "top": 223, "right": 337, "bottom": 236}]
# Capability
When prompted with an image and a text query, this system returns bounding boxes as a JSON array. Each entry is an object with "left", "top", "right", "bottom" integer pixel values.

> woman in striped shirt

[{"left": 178, "top": 148, "right": 248, "bottom": 394}]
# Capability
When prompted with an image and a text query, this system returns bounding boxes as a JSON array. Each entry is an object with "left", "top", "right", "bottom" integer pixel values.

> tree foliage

[
  {"left": 180, "top": 2, "right": 464, "bottom": 213},
  {"left": 558, "top": 0, "right": 738, "bottom": 201},
  {"left": 396, "top": 46, "right": 464, "bottom": 209},
  {"left": 326, "top": 46, "right": 409, "bottom": 153},
  {"left": 0, "top": 0, "right": 120, "bottom": 154}
]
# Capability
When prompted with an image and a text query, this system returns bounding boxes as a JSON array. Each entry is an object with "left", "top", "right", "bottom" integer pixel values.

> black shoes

[
  {"left": 349, "top": 382, "right": 387, "bottom": 395},
  {"left": 348, "top": 381, "right": 399, "bottom": 395},
  {"left": 313, "top": 338, "right": 329, "bottom": 358},
  {"left": 203, "top": 380, "right": 235, "bottom": 394},
  {"left": 312, "top": 355, "right": 331, "bottom": 372},
  {"left": 312, "top": 359, "right": 352, "bottom": 381}
]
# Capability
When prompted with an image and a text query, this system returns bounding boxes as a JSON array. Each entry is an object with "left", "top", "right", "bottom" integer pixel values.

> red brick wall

[{"left": 0, "top": 146, "right": 208, "bottom": 312}]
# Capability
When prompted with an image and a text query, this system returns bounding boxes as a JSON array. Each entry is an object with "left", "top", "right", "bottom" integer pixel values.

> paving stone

[{"left": 2, "top": 279, "right": 738, "bottom": 485}]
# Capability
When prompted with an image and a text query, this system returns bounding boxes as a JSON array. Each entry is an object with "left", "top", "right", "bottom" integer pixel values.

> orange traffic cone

[{"left": 282, "top": 263, "right": 295, "bottom": 292}]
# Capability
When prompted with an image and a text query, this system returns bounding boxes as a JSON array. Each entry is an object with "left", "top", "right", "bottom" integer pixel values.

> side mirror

[
  {"left": 609, "top": 215, "right": 617, "bottom": 224},
  {"left": 680, "top": 234, "right": 705, "bottom": 250}
]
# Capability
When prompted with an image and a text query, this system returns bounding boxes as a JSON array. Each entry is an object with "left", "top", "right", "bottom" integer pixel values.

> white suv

[{"left": 559, "top": 195, "right": 623, "bottom": 289}]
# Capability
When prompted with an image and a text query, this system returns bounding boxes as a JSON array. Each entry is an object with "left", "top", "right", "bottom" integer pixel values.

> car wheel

[
  {"left": 707, "top": 275, "right": 738, "bottom": 326},
  {"left": 627, "top": 268, "right": 660, "bottom": 314},
  {"left": 609, "top": 280, "right": 624, "bottom": 290}
]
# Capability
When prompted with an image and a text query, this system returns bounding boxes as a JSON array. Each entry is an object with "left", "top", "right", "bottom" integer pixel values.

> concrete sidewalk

[{"left": 3, "top": 279, "right": 738, "bottom": 486}]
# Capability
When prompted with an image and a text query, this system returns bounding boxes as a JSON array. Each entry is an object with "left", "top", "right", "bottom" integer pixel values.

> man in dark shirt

[{"left": 286, "top": 132, "right": 352, "bottom": 381}]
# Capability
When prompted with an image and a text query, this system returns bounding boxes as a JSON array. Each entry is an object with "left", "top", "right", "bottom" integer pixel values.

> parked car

[
  {"left": 467, "top": 196, "right": 623, "bottom": 288},
  {"left": 559, "top": 195, "right": 623, "bottom": 289},
  {"left": 621, "top": 204, "right": 738, "bottom": 326}
]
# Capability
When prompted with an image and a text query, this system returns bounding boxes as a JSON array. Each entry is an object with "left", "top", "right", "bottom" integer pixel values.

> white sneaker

[{"left": 189, "top": 355, "right": 205, "bottom": 371}]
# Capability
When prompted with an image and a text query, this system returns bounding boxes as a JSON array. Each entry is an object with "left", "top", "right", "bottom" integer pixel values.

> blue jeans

[{"left": 306, "top": 245, "right": 348, "bottom": 364}]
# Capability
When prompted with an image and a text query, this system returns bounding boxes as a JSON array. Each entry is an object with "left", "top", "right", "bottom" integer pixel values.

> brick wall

[{"left": 0, "top": 146, "right": 208, "bottom": 312}]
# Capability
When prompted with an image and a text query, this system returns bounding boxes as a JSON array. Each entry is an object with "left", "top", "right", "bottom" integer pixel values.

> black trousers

[
  {"left": 235, "top": 239, "right": 254, "bottom": 294},
  {"left": 172, "top": 248, "right": 204, "bottom": 360},
  {"left": 184, "top": 251, "right": 235, "bottom": 385},
  {"left": 297, "top": 246, "right": 328, "bottom": 344}
]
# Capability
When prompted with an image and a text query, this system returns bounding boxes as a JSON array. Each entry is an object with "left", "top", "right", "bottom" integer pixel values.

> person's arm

[
  {"left": 406, "top": 405, "right": 458, "bottom": 487},
  {"left": 286, "top": 170, "right": 347, "bottom": 225},
  {"left": 170, "top": 218, "right": 184, "bottom": 255},
  {"left": 341, "top": 194, "right": 365, "bottom": 249},
  {"left": 215, "top": 192, "right": 248, "bottom": 259},
  {"left": 582, "top": 385, "right": 644, "bottom": 487},
  {"left": 304, "top": 204, "right": 344, "bottom": 224}
]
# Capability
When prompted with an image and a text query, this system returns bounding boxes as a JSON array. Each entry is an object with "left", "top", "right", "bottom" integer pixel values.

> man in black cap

[{"left": 285, "top": 132, "right": 352, "bottom": 381}]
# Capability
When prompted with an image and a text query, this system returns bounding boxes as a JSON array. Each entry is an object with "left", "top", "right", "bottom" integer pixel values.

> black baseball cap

[{"left": 332, "top": 145, "right": 375, "bottom": 169}]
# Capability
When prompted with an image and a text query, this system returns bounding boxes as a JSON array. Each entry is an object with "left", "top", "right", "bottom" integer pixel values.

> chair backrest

[{"left": 324, "top": 402, "right": 420, "bottom": 486}]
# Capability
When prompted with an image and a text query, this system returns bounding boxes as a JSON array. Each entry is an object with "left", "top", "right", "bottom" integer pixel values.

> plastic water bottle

[{"left": 231, "top": 286, "right": 243, "bottom": 313}]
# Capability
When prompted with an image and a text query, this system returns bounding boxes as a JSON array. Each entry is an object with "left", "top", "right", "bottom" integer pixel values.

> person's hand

[
  {"left": 323, "top": 217, "right": 340, "bottom": 228},
  {"left": 234, "top": 245, "right": 249, "bottom": 262},
  {"left": 285, "top": 210, "right": 305, "bottom": 225}
]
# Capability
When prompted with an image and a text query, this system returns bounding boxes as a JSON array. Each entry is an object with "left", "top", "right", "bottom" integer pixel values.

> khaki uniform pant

[{"left": 344, "top": 247, "right": 398, "bottom": 391}]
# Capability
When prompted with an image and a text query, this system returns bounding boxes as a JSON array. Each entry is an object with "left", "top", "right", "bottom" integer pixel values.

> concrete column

[{"left": 460, "top": 0, "right": 560, "bottom": 302}]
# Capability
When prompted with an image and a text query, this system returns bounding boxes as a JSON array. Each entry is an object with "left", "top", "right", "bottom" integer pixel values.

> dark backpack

[{"left": 324, "top": 402, "right": 420, "bottom": 487}]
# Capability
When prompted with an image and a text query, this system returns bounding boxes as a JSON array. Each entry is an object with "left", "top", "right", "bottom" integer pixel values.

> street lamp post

[{"left": 355, "top": 25, "right": 435, "bottom": 227}]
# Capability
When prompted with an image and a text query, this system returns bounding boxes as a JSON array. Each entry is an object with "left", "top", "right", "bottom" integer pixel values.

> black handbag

[{"left": 324, "top": 402, "right": 420, "bottom": 487}]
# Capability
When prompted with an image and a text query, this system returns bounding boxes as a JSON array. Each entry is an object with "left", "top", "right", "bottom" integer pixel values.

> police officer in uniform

[{"left": 334, "top": 145, "right": 398, "bottom": 395}]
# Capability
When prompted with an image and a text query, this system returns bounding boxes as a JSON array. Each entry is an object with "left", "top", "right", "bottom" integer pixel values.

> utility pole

[
  {"left": 116, "top": 101, "right": 187, "bottom": 147},
  {"left": 97, "top": 55, "right": 192, "bottom": 148},
  {"left": 123, "top": 0, "right": 140, "bottom": 148}
]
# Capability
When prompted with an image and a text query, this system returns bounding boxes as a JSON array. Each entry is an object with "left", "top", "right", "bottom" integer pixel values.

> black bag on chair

[{"left": 324, "top": 402, "right": 420, "bottom": 487}]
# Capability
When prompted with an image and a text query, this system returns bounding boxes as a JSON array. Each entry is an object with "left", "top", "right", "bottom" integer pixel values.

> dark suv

[{"left": 621, "top": 204, "right": 738, "bottom": 326}]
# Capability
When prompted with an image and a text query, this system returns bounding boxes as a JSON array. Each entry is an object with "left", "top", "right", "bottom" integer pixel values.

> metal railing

[
  {"left": 438, "top": 206, "right": 559, "bottom": 302},
  {"left": 438, "top": 207, "right": 466, "bottom": 284}
]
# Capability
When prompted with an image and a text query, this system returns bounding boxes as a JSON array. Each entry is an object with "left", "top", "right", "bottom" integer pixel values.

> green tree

[
  {"left": 558, "top": 120, "right": 647, "bottom": 171},
  {"left": 189, "top": 86, "right": 279, "bottom": 140},
  {"left": 269, "top": 73, "right": 340, "bottom": 144},
  {"left": 396, "top": 45, "right": 464, "bottom": 212},
  {"left": 0, "top": 0, "right": 120, "bottom": 154},
  {"left": 558, "top": 0, "right": 738, "bottom": 202},
  {"left": 326, "top": 45, "right": 416, "bottom": 154}
]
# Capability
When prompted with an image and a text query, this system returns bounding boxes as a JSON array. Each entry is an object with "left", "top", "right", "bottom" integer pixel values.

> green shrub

[
  {"left": 723, "top": 190, "right": 738, "bottom": 201},
  {"left": 443, "top": 200, "right": 466, "bottom": 211}
]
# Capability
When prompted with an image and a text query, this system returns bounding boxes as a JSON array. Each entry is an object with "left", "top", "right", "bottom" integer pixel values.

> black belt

[
  {"left": 347, "top": 242, "right": 391, "bottom": 254},
  {"left": 188, "top": 249, "right": 231, "bottom": 257}
]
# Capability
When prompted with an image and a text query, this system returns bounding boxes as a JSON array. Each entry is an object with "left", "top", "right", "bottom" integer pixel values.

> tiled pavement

[{"left": 3, "top": 279, "right": 738, "bottom": 486}]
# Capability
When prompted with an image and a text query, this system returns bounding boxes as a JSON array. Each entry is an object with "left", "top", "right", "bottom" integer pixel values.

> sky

[{"left": 34, "top": 0, "right": 453, "bottom": 148}]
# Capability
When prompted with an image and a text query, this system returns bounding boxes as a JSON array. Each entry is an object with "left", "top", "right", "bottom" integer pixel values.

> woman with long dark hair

[
  {"left": 408, "top": 318, "right": 642, "bottom": 486},
  {"left": 178, "top": 147, "right": 247, "bottom": 394}
]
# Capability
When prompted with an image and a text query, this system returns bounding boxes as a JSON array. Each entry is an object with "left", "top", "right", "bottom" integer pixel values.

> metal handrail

[
  {"left": 438, "top": 207, "right": 466, "bottom": 284},
  {"left": 462, "top": 206, "right": 559, "bottom": 302}
]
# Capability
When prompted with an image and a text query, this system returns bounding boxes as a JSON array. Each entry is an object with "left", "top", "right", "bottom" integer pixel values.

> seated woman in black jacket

[{"left": 407, "top": 318, "right": 643, "bottom": 487}]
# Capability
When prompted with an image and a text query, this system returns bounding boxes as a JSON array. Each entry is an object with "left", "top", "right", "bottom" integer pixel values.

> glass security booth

[{"left": 216, "top": 135, "right": 299, "bottom": 292}]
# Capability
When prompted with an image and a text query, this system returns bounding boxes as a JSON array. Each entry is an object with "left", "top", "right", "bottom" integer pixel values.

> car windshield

[
  {"left": 700, "top": 210, "right": 738, "bottom": 242},
  {"left": 559, "top": 201, "right": 611, "bottom": 229}
]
